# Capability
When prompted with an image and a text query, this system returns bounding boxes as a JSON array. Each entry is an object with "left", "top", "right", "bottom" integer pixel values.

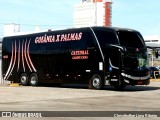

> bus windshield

[
  {"left": 117, "top": 31, "right": 145, "bottom": 48},
  {"left": 122, "top": 52, "right": 149, "bottom": 69}
]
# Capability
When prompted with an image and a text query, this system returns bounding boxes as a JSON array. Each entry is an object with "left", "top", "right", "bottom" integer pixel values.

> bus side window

[
  {"left": 94, "top": 30, "right": 118, "bottom": 48},
  {"left": 86, "top": 32, "right": 95, "bottom": 48}
]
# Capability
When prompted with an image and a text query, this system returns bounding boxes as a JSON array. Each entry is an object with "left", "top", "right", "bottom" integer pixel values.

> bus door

[{"left": 108, "top": 48, "right": 122, "bottom": 86}]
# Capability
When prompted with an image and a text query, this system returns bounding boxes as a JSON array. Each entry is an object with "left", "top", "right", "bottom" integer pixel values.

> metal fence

[
  {"left": 0, "top": 41, "right": 1, "bottom": 59},
  {"left": 0, "top": 60, "right": 11, "bottom": 85}
]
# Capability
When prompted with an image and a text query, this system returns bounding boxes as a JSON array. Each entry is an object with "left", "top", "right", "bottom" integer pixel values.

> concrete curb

[
  {"left": 9, "top": 83, "right": 21, "bottom": 87},
  {"left": 0, "top": 84, "right": 9, "bottom": 86},
  {"left": 150, "top": 79, "right": 160, "bottom": 82},
  {"left": 0, "top": 80, "right": 159, "bottom": 87}
]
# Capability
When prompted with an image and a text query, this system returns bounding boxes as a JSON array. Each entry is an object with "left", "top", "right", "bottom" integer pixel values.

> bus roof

[{"left": 2, "top": 26, "right": 138, "bottom": 39}]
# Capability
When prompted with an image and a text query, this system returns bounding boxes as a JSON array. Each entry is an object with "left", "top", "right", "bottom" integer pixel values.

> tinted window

[
  {"left": 117, "top": 31, "right": 145, "bottom": 48},
  {"left": 94, "top": 30, "right": 118, "bottom": 47}
]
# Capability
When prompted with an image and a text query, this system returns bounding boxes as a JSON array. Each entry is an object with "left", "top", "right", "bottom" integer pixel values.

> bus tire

[
  {"left": 20, "top": 73, "right": 28, "bottom": 86},
  {"left": 29, "top": 73, "right": 38, "bottom": 86},
  {"left": 89, "top": 74, "right": 103, "bottom": 90}
]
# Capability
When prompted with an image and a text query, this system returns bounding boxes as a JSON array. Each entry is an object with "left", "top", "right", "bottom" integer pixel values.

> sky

[{"left": 0, "top": 0, "right": 160, "bottom": 37}]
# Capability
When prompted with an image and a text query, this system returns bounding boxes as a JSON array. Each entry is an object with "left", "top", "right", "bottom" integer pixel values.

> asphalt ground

[
  {"left": 1, "top": 59, "right": 160, "bottom": 120},
  {"left": 0, "top": 81, "right": 160, "bottom": 120}
]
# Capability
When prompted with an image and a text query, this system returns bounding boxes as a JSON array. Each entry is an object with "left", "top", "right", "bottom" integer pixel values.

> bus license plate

[{"left": 137, "top": 81, "right": 143, "bottom": 85}]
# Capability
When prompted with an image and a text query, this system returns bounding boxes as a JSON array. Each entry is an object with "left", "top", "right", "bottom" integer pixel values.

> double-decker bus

[{"left": 2, "top": 27, "right": 150, "bottom": 89}]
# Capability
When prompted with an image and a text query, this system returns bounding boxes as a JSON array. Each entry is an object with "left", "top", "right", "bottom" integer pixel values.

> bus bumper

[{"left": 121, "top": 73, "right": 150, "bottom": 85}]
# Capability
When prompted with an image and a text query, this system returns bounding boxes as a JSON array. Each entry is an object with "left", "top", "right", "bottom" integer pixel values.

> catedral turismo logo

[
  {"left": 71, "top": 50, "right": 89, "bottom": 60},
  {"left": 35, "top": 32, "right": 82, "bottom": 44}
]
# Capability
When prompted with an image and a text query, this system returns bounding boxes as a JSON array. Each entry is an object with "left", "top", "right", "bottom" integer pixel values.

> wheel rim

[
  {"left": 92, "top": 77, "right": 100, "bottom": 88},
  {"left": 21, "top": 75, "right": 27, "bottom": 84},
  {"left": 30, "top": 76, "right": 37, "bottom": 85}
]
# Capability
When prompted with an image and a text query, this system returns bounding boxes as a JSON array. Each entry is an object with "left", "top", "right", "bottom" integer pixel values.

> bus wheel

[
  {"left": 89, "top": 74, "right": 103, "bottom": 90},
  {"left": 20, "top": 73, "right": 28, "bottom": 86},
  {"left": 29, "top": 73, "right": 38, "bottom": 86}
]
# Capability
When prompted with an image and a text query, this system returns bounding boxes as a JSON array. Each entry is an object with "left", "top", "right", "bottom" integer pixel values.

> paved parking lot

[{"left": 0, "top": 82, "right": 160, "bottom": 120}]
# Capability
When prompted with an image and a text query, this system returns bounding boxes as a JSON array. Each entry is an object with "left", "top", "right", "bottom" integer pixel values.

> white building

[
  {"left": 144, "top": 35, "right": 160, "bottom": 66},
  {"left": 144, "top": 35, "right": 160, "bottom": 48},
  {"left": 73, "top": 0, "right": 112, "bottom": 28},
  {"left": 3, "top": 23, "right": 20, "bottom": 37}
]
